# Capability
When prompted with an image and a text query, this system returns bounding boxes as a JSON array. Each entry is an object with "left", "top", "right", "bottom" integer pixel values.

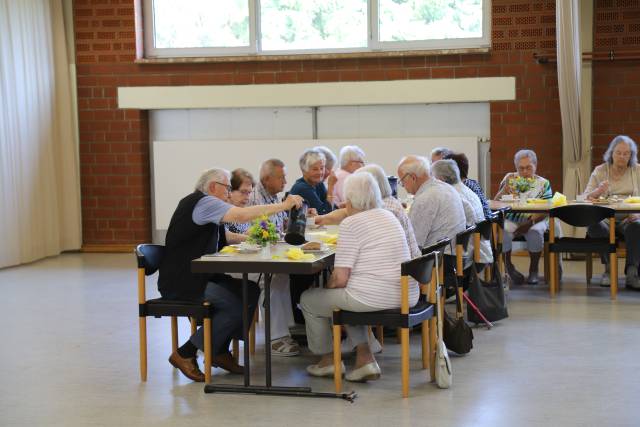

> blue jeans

[{"left": 190, "top": 275, "right": 259, "bottom": 356}]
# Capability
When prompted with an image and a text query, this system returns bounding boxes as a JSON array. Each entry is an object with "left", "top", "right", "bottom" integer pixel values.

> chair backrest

[
  {"left": 401, "top": 251, "right": 437, "bottom": 284},
  {"left": 136, "top": 244, "right": 165, "bottom": 276},
  {"left": 491, "top": 207, "right": 509, "bottom": 228},
  {"left": 475, "top": 219, "right": 492, "bottom": 241},
  {"left": 420, "top": 238, "right": 451, "bottom": 256},
  {"left": 549, "top": 205, "right": 615, "bottom": 227},
  {"left": 455, "top": 225, "right": 476, "bottom": 249}
]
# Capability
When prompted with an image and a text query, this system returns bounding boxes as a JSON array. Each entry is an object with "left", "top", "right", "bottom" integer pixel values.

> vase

[{"left": 260, "top": 243, "right": 271, "bottom": 259}]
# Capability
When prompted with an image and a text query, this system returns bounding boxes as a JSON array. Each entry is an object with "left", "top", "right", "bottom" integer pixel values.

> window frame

[{"left": 142, "top": 0, "right": 491, "bottom": 59}]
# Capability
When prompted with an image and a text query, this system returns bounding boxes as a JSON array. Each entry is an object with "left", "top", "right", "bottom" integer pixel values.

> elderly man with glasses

[
  {"left": 158, "top": 167, "right": 302, "bottom": 382},
  {"left": 397, "top": 155, "right": 466, "bottom": 253}
]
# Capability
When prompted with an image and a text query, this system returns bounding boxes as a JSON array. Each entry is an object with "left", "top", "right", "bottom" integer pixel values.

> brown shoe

[
  {"left": 169, "top": 351, "right": 205, "bottom": 382},
  {"left": 213, "top": 352, "right": 244, "bottom": 375}
]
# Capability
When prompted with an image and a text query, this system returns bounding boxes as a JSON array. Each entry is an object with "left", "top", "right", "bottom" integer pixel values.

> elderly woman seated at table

[
  {"left": 314, "top": 145, "right": 337, "bottom": 186},
  {"left": 290, "top": 148, "right": 334, "bottom": 215},
  {"left": 315, "top": 164, "right": 421, "bottom": 259},
  {"left": 331, "top": 145, "right": 366, "bottom": 206},
  {"left": 584, "top": 135, "right": 640, "bottom": 289},
  {"left": 224, "top": 168, "right": 255, "bottom": 239},
  {"left": 431, "top": 159, "right": 493, "bottom": 265},
  {"left": 300, "top": 173, "right": 415, "bottom": 382},
  {"left": 494, "top": 149, "right": 552, "bottom": 285},
  {"left": 445, "top": 152, "right": 492, "bottom": 219}
]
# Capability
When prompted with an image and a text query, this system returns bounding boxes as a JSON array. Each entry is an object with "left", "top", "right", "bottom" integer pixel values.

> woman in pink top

[{"left": 331, "top": 145, "right": 366, "bottom": 206}]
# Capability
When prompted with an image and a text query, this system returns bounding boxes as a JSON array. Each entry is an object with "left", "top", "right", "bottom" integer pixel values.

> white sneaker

[
  {"left": 345, "top": 361, "right": 382, "bottom": 382},
  {"left": 600, "top": 272, "right": 610, "bottom": 287}
]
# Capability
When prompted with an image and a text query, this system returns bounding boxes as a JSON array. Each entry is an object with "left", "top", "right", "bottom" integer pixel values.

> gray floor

[{"left": 1, "top": 253, "right": 639, "bottom": 427}]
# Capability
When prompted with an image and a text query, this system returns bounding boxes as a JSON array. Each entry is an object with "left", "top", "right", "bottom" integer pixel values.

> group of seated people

[{"left": 157, "top": 134, "right": 640, "bottom": 384}]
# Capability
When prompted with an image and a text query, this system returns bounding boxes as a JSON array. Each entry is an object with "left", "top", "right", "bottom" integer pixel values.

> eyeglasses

[
  {"left": 214, "top": 181, "right": 232, "bottom": 193},
  {"left": 399, "top": 173, "right": 414, "bottom": 187}
]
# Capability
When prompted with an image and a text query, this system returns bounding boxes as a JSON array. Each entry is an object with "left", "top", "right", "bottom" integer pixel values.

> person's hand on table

[{"left": 307, "top": 208, "right": 318, "bottom": 217}]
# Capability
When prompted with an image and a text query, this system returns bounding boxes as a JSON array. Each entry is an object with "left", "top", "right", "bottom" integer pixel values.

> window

[{"left": 143, "top": 0, "right": 490, "bottom": 58}]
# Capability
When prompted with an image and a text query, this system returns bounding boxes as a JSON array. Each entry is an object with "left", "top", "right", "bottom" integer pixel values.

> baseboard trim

[{"left": 82, "top": 244, "right": 136, "bottom": 253}]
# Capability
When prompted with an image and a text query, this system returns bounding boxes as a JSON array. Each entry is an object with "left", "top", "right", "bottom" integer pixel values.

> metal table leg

[
  {"left": 264, "top": 273, "right": 272, "bottom": 387},
  {"left": 242, "top": 272, "right": 250, "bottom": 387}
]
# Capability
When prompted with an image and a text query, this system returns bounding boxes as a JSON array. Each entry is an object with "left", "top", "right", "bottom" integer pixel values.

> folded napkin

[
  {"left": 319, "top": 234, "right": 338, "bottom": 245},
  {"left": 551, "top": 192, "right": 568, "bottom": 207},
  {"left": 219, "top": 246, "right": 239, "bottom": 254},
  {"left": 623, "top": 196, "right": 640, "bottom": 204},
  {"left": 526, "top": 198, "right": 548, "bottom": 204},
  {"left": 285, "top": 248, "right": 315, "bottom": 260}
]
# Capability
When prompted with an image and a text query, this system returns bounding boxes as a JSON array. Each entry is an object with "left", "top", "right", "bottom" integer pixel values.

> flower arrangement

[
  {"left": 509, "top": 176, "right": 536, "bottom": 194},
  {"left": 247, "top": 215, "right": 279, "bottom": 246}
]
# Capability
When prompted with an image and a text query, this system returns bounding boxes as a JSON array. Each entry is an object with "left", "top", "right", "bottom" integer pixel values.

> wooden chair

[
  {"left": 548, "top": 205, "right": 617, "bottom": 299},
  {"left": 137, "top": 244, "right": 230, "bottom": 383},
  {"left": 454, "top": 226, "right": 477, "bottom": 316},
  {"left": 332, "top": 251, "right": 442, "bottom": 398}
]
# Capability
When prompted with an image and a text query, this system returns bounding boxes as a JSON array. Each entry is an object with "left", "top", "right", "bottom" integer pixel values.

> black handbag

[
  {"left": 443, "top": 310, "right": 473, "bottom": 354},
  {"left": 467, "top": 260, "right": 509, "bottom": 324},
  {"left": 443, "top": 270, "right": 474, "bottom": 355}
]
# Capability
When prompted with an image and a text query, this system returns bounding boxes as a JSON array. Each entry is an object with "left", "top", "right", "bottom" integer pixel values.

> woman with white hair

[
  {"left": 431, "top": 159, "right": 493, "bottom": 265},
  {"left": 584, "top": 135, "right": 640, "bottom": 289},
  {"left": 300, "top": 173, "right": 414, "bottom": 382},
  {"left": 331, "top": 145, "right": 366, "bottom": 206},
  {"left": 314, "top": 145, "right": 337, "bottom": 183},
  {"left": 315, "top": 164, "right": 421, "bottom": 259},
  {"left": 495, "top": 149, "right": 553, "bottom": 285},
  {"left": 290, "top": 148, "right": 334, "bottom": 214}
]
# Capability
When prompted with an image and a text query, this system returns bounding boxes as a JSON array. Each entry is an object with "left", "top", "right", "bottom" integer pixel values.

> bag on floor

[
  {"left": 466, "top": 263, "right": 508, "bottom": 323},
  {"left": 443, "top": 310, "right": 473, "bottom": 354},
  {"left": 436, "top": 339, "right": 452, "bottom": 389}
]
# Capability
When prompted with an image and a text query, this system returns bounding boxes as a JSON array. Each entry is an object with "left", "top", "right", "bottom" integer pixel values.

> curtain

[
  {"left": 556, "top": 0, "right": 590, "bottom": 238},
  {"left": 0, "top": 0, "right": 81, "bottom": 268}
]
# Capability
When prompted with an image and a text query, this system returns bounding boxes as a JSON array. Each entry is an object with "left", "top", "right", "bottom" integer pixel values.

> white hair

[
  {"left": 603, "top": 135, "right": 638, "bottom": 167},
  {"left": 314, "top": 146, "right": 337, "bottom": 170},
  {"left": 259, "top": 158, "right": 285, "bottom": 181},
  {"left": 194, "top": 168, "right": 231, "bottom": 193},
  {"left": 431, "top": 159, "right": 461, "bottom": 185},
  {"left": 356, "top": 164, "right": 392, "bottom": 199},
  {"left": 514, "top": 149, "right": 538, "bottom": 167},
  {"left": 339, "top": 145, "right": 365, "bottom": 169},
  {"left": 299, "top": 149, "right": 325, "bottom": 172},
  {"left": 344, "top": 172, "right": 382, "bottom": 211},
  {"left": 398, "top": 155, "right": 430, "bottom": 178}
]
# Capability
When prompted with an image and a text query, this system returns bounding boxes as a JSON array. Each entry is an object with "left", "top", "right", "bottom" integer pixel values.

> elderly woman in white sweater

[
  {"left": 300, "top": 173, "right": 414, "bottom": 383},
  {"left": 431, "top": 159, "right": 493, "bottom": 265}
]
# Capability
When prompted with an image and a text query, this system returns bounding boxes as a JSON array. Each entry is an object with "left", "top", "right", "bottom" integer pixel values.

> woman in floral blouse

[{"left": 495, "top": 150, "right": 552, "bottom": 285}]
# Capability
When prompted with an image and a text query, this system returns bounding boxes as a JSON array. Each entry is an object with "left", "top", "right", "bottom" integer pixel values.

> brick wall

[
  {"left": 592, "top": 0, "right": 640, "bottom": 164},
  {"left": 74, "top": 0, "right": 562, "bottom": 245}
]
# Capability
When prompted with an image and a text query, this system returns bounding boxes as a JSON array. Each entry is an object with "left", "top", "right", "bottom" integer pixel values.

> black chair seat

[
  {"left": 143, "top": 297, "right": 212, "bottom": 318},
  {"left": 333, "top": 300, "right": 434, "bottom": 329},
  {"left": 549, "top": 237, "right": 616, "bottom": 254}
]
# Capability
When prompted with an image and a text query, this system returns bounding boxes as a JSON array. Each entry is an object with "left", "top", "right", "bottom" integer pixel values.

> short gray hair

[
  {"left": 314, "top": 146, "right": 337, "bottom": 170},
  {"left": 398, "top": 155, "right": 430, "bottom": 178},
  {"left": 356, "top": 164, "right": 392, "bottom": 199},
  {"left": 339, "top": 145, "right": 365, "bottom": 169},
  {"left": 431, "top": 159, "right": 461, "bottom": 185},
  {"left": 299, "top": 149, "right": 325, "bottom": 172},
  {"left": 431, "top": 147, "right": 453, "bottom": 159},
  {"left": 514, "top": 149, "right": 538, "bottom": 167},
  {"left": 603, "top": 135, "right": 638, "bottom": 167},
  {"left": 343, "top": 172, "right": 382, "bottom": 211},
  {"left": 194, "top": 168, "right": 230, "bottom": 193},
  {"left": 259, "top": 158, "right": 285, "bottom": 181}
]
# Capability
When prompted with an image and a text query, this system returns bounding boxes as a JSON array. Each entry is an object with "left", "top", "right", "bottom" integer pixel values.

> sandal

[{"left": 271, "top": 336, "right": 300, "bottom": 357}]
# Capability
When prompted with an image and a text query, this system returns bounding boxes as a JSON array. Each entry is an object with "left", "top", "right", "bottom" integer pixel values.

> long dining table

[
  {"left": 191, "top": 229, "right": 357, "bottom": 401},
  {"left": 489, "top": 198, "right": 640, "bottom": 299}
]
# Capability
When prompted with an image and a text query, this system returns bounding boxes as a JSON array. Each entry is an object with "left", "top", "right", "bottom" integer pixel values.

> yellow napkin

[
  {"left": 319, "top": 234, "right": 338, "bottom": 245},
  {"left": 623, "top": 196, "right": 640, "bottom": 204},
  {"left": 526, "top": 198, "right": 548, "bottom": 204},
  {"left": 551, "top": 192, "right": 568, "bottom": 207},
  {"left": 219, "top": 246, "right": 239, "bottom": 254},
  {"left": 285, "top": 248, "right": 315, "bottom": 260}
]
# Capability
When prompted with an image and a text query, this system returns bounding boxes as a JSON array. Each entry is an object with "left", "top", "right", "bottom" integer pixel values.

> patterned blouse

[{"left": 498, "top": 172, "right": 552, "bottom": 223}]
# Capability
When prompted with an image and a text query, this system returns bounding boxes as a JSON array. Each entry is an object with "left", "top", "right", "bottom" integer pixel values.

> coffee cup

[{"left": 500, "top": 194, "right": 514, "bottom": 201}]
